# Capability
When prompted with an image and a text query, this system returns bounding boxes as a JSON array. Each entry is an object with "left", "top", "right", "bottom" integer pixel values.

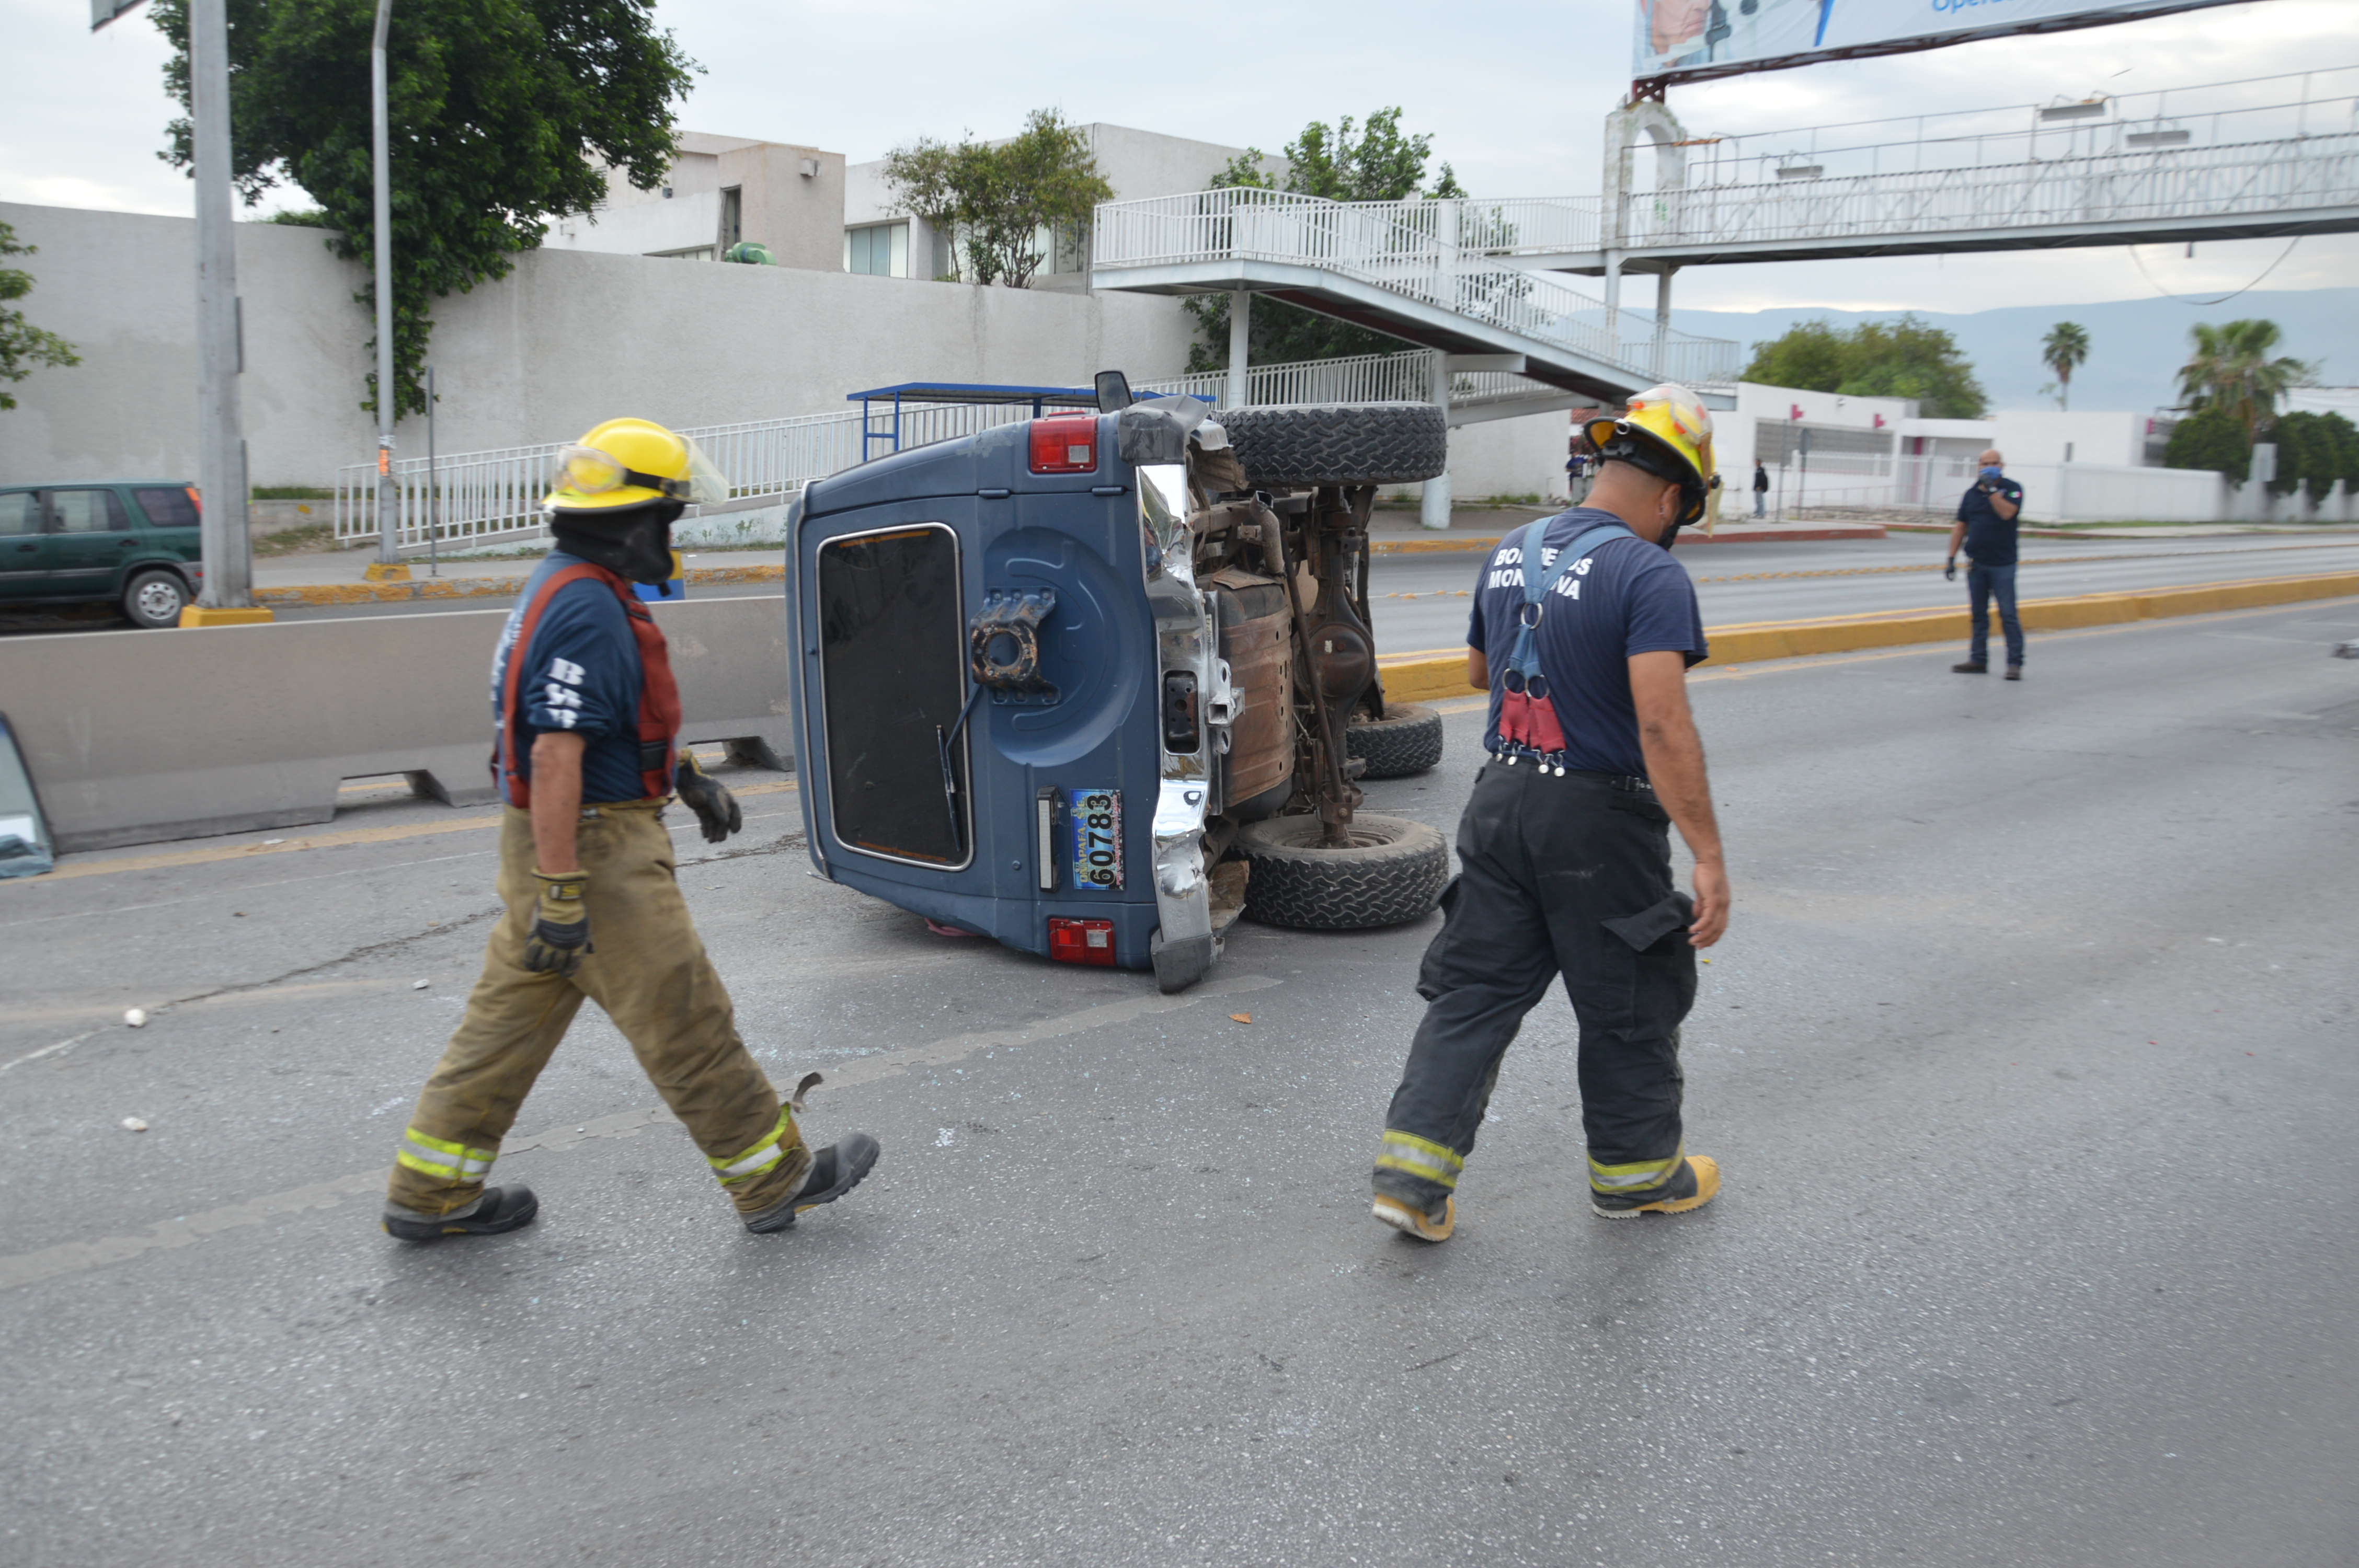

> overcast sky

[{"left": 3, "top": 0, "right": 2353, "bottom": 315}]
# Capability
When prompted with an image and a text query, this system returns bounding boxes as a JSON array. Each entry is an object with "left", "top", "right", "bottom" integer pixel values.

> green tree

[
  {"left": 2173, "top": 318, "right": 2315, "bottom": 439},
  {"left": 1740, "top": 315, "right": 1987, "bottom": 418},
  {"left": 1184, "top": 110, "right": 1461, "bottom": 373},
  {"left": 0, "top": 221, "right": 81, "bottom": 411},
  {"left": 2266, "top": 409, "right": 2359, "bottom": 502},
  {"left": 881, "top": 110, "right": 1112, "bottom": 287},
  {"left": 2162, "top": 404, "right": 2250, "bottom": 483},
  {"left": 2040, "top": 320, "right": 2089, "bottom": 411},
  {"left": 154, "top": 0, "right": 696, "bottom": 419}
]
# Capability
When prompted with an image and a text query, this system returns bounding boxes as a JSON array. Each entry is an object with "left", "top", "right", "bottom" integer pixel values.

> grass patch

[
  {"left": 252, "top": 485, "right": 334, "bottom": 500},
  {"left": 250, "top": 521, "right": 342, "bottom": 557}
]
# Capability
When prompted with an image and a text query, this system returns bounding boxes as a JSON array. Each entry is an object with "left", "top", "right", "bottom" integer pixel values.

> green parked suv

[{"left": 0, "top": 481, "right": 205, "bottom": 629}]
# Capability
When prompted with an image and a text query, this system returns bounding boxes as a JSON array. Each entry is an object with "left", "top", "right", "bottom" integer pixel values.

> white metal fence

[
  {"left": 1089, "top": 188, "right": 1740, "bottom": 388},
  {"left": 335, "top": 349, "right": 1540, "bottom": 552},
  {"left": 1765, "top": 456, "right": 2230, "bottom": 523}
]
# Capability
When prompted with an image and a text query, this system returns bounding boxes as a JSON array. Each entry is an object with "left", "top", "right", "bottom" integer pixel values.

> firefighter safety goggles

[{"left": 553, "top": 441, "right": 728, "bottom": 506}]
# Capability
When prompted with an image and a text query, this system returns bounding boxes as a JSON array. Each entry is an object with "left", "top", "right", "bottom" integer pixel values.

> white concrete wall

[
  {"left": 1389, "top": 410, "right": 1574, "bottom": 505},
  {"left": 0, "top": 203, "right": 374, "bottom": 491},
  {"left": 546, "top": 189, "right": 722, "bottom": 259},
  {"left": 1986, "top": 409, "right": 2152, "bottom": 468},
  {"left": 0, "top": 201, "right": 1198, "bottom": 490}
]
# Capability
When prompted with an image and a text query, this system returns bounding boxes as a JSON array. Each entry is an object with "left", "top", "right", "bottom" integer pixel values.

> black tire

[
  {"left": 1236, "top": 812, "right": 1449, "bottom": 930},
  {"left": 120, "top": 569, "right": 190, "bottom": 630},
  {"left": 1347, "top": 701, "right": 1445, "bottom": 779},
  {"left": 1221, "top": 403, "right": 1447, "bottom": 489}
]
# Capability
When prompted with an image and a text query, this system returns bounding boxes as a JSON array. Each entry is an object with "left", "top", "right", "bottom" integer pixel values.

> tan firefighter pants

[{"left": 385, "top": 801, "right": 809, "bottom": 1218}]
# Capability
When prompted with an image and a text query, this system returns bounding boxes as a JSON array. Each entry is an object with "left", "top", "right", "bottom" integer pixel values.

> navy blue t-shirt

[
  {"left": 1467, "top": 509, "right": 1707, "bottom": 779},
  {"left": 1956, "top": 476, "right": 2025, "bottom": 567},
  {"left": 491, "top": 550, "right": 654, "bottom": 805}
]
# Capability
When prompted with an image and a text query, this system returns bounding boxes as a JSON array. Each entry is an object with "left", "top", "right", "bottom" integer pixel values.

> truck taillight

[
  {"left": 1028, "top": 414, "right": 1096, "bottom": 474},
  {"left": 1048, "top": 917, "right": 1116, "bottom": 966}
]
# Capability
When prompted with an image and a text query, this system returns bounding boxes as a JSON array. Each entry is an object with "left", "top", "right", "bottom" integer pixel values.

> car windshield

[{"left": 0, "top": 712, "right": 54, "bottom": 880}]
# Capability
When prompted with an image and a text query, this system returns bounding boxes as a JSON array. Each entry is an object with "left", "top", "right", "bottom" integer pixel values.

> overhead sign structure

[{"left": 1634, "top": 0, "right": 2255, "bottom": 88}]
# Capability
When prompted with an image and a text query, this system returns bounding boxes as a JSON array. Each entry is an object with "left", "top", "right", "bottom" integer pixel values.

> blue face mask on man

[{"left": 1980, "top": 466, "right": 2005, "bottom": 483}]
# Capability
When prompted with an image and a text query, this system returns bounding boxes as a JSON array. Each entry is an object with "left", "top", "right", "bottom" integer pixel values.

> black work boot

[
  {"left": 744, "top": 1134, "right": 880, "bottom": 1234},
  {"left": 382, "top": 1185, "right": 539, "bottom": 1241}
]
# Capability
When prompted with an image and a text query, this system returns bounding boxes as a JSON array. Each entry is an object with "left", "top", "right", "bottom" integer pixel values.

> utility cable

[{"left": 2126, "top": 237, "right": 2301, "bottom": 306}]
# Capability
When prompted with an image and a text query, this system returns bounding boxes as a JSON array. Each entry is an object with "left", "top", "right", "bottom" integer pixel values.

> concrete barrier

[
  {"left": 1376, "top": 571, "right": 2359, "bottom": 704},
  {"left": 1, "top": 594, "right": 796, "bottom": 852}
]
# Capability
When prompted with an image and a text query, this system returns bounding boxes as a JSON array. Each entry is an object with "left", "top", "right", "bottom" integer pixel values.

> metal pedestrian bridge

[{"left": 1089, "top": 66, "right": 2359, "bottom": 405}]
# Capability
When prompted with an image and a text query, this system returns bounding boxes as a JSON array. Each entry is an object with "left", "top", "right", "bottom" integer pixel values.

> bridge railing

[
  {"left": 1091, "top": 188, "right": 1737, "bottom": 386},
  {"left": 334, "top": 350, "right": 1579, "bottom": 553},
  {"left": 1626, "top": 130, "right": 2359, "bottom": 250},
  {"left": 1619, "top": 66, "right": 2359, "bottom": 250}
]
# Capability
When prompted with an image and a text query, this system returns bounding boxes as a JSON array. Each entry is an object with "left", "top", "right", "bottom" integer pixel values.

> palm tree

[
  {"left": 2041, "top": 321, "right": 2089, "bottom": 411},
  {"left": 2175, "top": 319, "right": 2316, "bottom": 438}
]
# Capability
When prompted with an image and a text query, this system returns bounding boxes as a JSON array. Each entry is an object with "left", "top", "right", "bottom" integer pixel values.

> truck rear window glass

[
  {"left": 132, "top": 488, "right": 200, "bottom": 528},
  {"left": 816, "top": 524, "right": 970, "bottom": 867}
]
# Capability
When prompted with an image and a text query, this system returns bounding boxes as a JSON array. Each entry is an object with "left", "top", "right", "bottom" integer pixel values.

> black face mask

[{"left": 551, "top": 502, "right": 682, "bottom": 584}]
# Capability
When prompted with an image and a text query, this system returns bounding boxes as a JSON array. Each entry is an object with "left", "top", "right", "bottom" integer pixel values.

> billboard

[{"left": 1634, "top": 0, "right": 2253, "bottom": 87}]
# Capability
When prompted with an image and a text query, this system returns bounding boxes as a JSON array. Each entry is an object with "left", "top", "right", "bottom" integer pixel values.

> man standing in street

[
  {"left": 1948, "top": 447, "right": 2026, "bottom": 679},
  {"left": 1752, "top": 458, "right": 1769, "bottom": 518},
  {"left": 1371, "top": 386, "right": 1730, "bottom": 1242},
  {"left": 380, "top": 418, "right": 879, "bottom": 1242}
]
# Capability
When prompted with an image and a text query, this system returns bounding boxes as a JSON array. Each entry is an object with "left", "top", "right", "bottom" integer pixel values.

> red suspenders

[{"left": 498, "top": 562, "right": 682, "bottom": 808}]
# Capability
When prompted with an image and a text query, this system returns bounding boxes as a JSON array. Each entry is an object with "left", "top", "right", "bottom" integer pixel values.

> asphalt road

[
  {"left": 1366, "top": 533, "right": 2359, "bottom": 655},
  {"left": 4, "top": 597, "right": 2356, "bottom": 1567},
  {"left": 6, "top": 532, "right": 2356, "bottom": 641}
]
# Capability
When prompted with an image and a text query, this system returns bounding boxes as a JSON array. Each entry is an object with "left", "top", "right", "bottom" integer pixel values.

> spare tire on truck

[
  {"left": 1235, "top": 812, "right": 1449, "bottom": 930},
  {"left": 1346, "top": 701, "right": 1445, "bottom": 778},
  {"left": 1221, "top": 403, "right": 1448, "bottom": 489}
]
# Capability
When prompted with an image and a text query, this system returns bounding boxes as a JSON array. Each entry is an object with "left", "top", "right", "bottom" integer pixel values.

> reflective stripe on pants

[
  {"left": 1373, "top": 765, "right": 1697, "bottom": 1214},
  {"left": 385, "top": 803, "right": 810, "bottom": 1218}
]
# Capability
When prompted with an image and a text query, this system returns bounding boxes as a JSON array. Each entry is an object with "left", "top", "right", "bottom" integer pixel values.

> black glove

[
  {"left": 524, "top": 868, "right": 592, "bottom": 976},
  {"left": 674, "top": 753, "right": 742, "bottom": 844},
  {"left": 1943, "top": 556, "right": 1957, "bottom": 582}
]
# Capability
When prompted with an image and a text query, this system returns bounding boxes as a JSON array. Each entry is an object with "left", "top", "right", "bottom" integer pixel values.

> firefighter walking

[
  {"left": 1371, "top": 386, "right": 1730, "bottom": 1241},
  {"left": 381, "top": 419, "right": 878, "bottom": 1241}
]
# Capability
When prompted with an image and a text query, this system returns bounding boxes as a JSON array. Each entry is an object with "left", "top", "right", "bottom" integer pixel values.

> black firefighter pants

[{"left": 1374, "top": 763, "right": 1699, "bottom": 1214}]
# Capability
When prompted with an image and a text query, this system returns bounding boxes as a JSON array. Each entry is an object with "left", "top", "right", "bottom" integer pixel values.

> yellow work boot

[
  {"left": 1372, "top": 1193, "right": 1456, "bottom": 1242},
  {"left": 1591, "top": 1156, "right": 1719, "bottom": 1220}
]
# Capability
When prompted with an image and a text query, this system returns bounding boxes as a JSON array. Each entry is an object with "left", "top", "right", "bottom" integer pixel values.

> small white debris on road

[
  {"left": 124, "top": 1008, "right": 147, "bottom": 1028},
  {"left": 121, "top": 1116, "right": 148, "bottom": 1132}
]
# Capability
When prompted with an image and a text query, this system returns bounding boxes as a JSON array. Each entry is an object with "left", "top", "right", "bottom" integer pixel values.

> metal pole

[
  {"left": 426, "top": 362, "right": 439, "bottom": 576},
  {"left": 371, "top": 0, "right": 400, "bottom": 571},
  {"left": 1652, "top": 263, "right": 1676, "bottom": 379},
  {"left": 1226, "top": 291, "right": 1251, "bottom": 410},
  {"left": 1419, "top": 349, "right": 1452, "bottom": 533},
  {"left": 189, "top": 0, "right": 256, "bottom": 614}
]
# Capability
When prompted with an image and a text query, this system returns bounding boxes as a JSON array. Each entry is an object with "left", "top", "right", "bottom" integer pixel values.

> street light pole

[
  {"left": 95, "top": 0, "right": 272, "bottom": 621},
  {"left": 370, "top": 0, "right": 403, "bottom": 575},
  {"left": 187, "top": 0, "right": 259, "bottom": 615}
]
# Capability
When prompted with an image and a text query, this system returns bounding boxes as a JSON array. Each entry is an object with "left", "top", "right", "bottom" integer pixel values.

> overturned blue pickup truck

[{"left": 785, "top": 377, "right": 1453, "bottom": 991}]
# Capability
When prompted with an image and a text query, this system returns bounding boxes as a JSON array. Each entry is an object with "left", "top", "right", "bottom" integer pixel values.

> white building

[
  {"left": 842, "top": 124, "right": 1270, "bottom": 289},
  {"left": 541, "top": 132, "right": 848, "bottom": 270},
  {"left": 1714, "top": 382, "right": 2233, "bottom": 523}
]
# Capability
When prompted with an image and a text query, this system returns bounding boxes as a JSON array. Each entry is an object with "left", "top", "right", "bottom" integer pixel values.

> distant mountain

[{"left": 1669, "top": 287, "right": 2359, "bottom": 417}]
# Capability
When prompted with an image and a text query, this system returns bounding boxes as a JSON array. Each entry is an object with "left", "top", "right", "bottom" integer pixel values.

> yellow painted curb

[
  {"left": 1373, "top": 570, "right": 2359, "bottom": 702},
  {"left": 1370, "top": 534, "right": 1504, "bottom": 557},
  {"left": 176, "top": 605, "right": 276, "bottom": 627}
]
